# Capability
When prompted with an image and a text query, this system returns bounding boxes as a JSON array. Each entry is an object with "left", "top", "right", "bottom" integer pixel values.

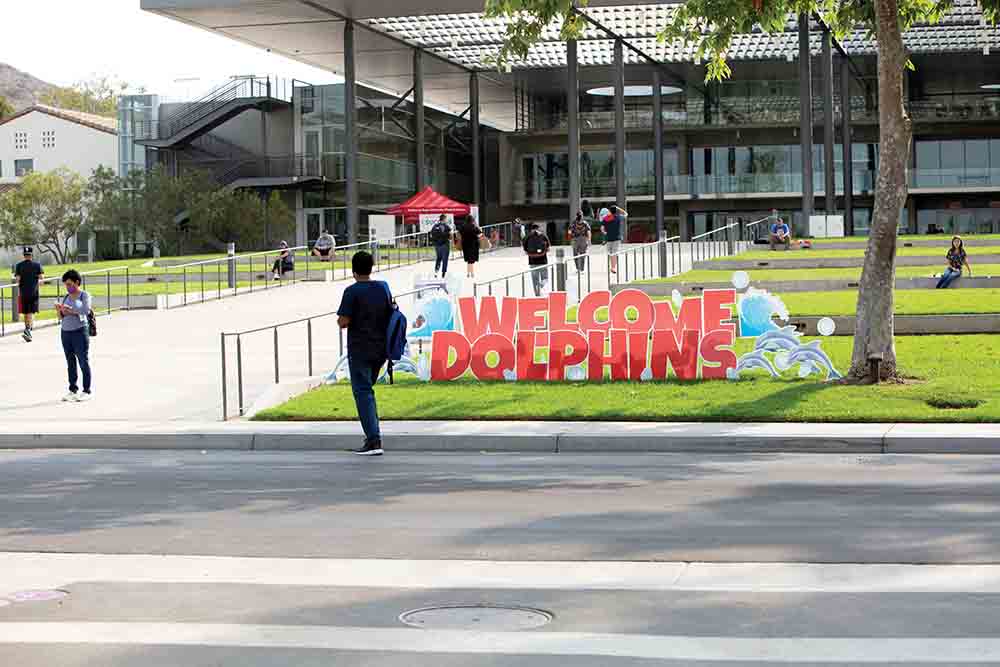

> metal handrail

[
  {"left": 744, "top": 215, "right": 773, "bottom": 230},
  {"left": 691, "top": 221, "right": 741, "bottom": 242}
]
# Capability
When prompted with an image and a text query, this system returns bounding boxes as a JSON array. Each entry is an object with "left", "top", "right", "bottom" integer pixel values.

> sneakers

[
  {"left": 62, "top": 392, "right": 78, "bottom": 402},
  {"left": 77, "top": 392, "right": 93, "bottom": 403},
  {"left": 22, "top": 329, "right": 32, "bottom": 343},
  {"left": 352, "top": 440, "right": 384, "bottom": 456}
]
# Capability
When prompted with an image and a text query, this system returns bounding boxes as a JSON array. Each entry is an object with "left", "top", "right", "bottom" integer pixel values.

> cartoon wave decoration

[
  {"left": 738, "top": 287, "right": 790, "bottom": 339},
  {"left": 409, "top": 295, "right": 456, "bottom": 339},
  {"left": 729, "top": 327, "right": 842, "bottom": 381}
]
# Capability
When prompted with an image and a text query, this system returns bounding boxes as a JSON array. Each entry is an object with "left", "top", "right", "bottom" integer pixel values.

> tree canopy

[
  {"left": 39, "top": 75, "right": 141, "bottom": 118},
  {"left": 0, "top": 96, "right": 13, "bottom": 120}
]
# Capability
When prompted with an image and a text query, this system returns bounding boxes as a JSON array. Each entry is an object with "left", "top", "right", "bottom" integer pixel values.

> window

[
  {"left": 41, "top": 130, "right": 56, "bottom": 149},
  {"left": 13, "top": 132, "right": 28, "bottom": 150},
  {"left": 14, "top": 159, "right": 33, "bottom": 176}
]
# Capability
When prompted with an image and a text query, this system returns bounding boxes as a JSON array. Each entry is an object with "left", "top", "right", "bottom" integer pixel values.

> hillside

[{"left": 0, "top": 62, "right": 55, "bottom": 112}]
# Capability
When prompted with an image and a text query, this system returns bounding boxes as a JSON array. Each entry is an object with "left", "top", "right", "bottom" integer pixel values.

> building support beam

[
  {"left": 822, "top": 29, "right": 836, "bottom": 214},
  {"left": 840, "top": 57, "right": 854, "bottom": 236},
  {"left": 614, "top": 39, "right": 626, "bottom": 210},
  {"left": 414, "top": 49, "right": 425, "bottom": 192},
  {"left": 653, "top": 69, "right": 666, "bottom": 276},
  {"left": 470, "top": 72, "right": 481, "bottom": 221},
  {"left": 567, "top": 38, "right": 581, "bottom": 230},
  {"left": 798, "top": 13, "right": 814, "bottom": 227},
  {"left": 344, "top": 20, "right": 359, "bottom": 244}
]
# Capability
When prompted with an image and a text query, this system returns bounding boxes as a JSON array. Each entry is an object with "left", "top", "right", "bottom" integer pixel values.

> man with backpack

[
  {"left": 522, "top": 223, "right": 551, "bottom": 297},
  {"left": 429, "top": 214, "right": 452, "bottom": 278},
  {"left": 337, "top": 251, "right": 394, "bottom": 456}
]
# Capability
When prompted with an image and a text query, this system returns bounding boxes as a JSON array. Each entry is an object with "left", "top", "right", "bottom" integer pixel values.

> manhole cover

[
  {"left": 8, "top": 590, "right": 69, "bottom": 603},
  {"left": 400, "top": 604, "right": 553, "bottom": 631}
]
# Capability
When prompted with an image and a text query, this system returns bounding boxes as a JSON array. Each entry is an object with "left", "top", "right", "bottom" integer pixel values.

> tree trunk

[{"left": 848, "top": 0, "right": 911, "bottom": 380}]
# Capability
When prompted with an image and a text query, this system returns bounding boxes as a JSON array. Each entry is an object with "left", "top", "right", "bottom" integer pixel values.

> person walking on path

[
  {"left": 272, "top": 241, "right": 294, "bottom": 280},
  {"left": 936, "top": 236, "right": 972, "bottom": 288},
  {"left": 569, "top": 212, "right": 592, "bottom": 272},
  {"left": 54, "top": 269, "right": 92, "bottom": 402},
  {"left": 430, "top": 214, "right": 452, "bottom": 278},
  {"left": 523, "top": 223, "right": 551, "bottom": 297},
  {"left": 601, "top": 205, "right": 627, "bottom": 274},
  {"left": 13, "top": 246, "right": 43, "bottom": 343},
  {"left": 459, "top": 215, "right": 482, "bottom": 279},
  {"left": 337, "top": 251, "right": 392, "bottom": 456}
]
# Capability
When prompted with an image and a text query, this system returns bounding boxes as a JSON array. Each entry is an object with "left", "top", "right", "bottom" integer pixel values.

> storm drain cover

[
  {"left": 400, "top": 604, "right": 553, "bottom": 631},
  {"left": 7, "top": 590, "right": 69, "bottom": 603}
]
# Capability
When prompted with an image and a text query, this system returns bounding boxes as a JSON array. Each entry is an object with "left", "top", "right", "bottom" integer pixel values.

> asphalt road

[{"left": 3, "top": 450, "right": 1000, "bottom": 665}]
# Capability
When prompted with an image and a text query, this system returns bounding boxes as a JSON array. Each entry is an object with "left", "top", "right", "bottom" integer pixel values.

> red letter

[
  {"left": 547, "top": 330, "right": 589, "bottom": 381},
  {"left": 470, "top": 334, "right": 516, "bottom": 381},
  {"left": 650, "top": 329, "right": 700, "bottom": 381},
  {"left": 700, "top": 328, "right": 737, "bottom": 380},
  {"left": 430, "top": 331, "right": 471, "bottom": 381},
  {"left": 702, "top": 289, "right": 737, "bottom": 339},
  {"left": 628, "top": 331, "right": 649, "bottom": 380},
  {"left": 459, "top": 296, "right": 517, "bottom": 342},
  {"left": 610, "top": 289, "right": 656, "bottom": 333},
  {"left": 518, "top": 297, "right": 549, "bottom": 332},
  {"left": 578, "top": 290, "right": 611, "bottom": 334},
  {"left": 587, "top": 329, "right": 628, "bottom": 381},
  {"left": 548, "top": 292, "right": 577, "bottom": 331},
  {"left": 653, "top": 298, "right": 703, "bottom": 340},
  {"left": 516, "top": 331, "right": 548, "bottom": 380}
]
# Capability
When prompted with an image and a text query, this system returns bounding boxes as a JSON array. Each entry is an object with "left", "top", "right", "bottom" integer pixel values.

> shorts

[
  {"left": 19, "top": 293, "right": 39, "bottom": 315},
  {"left": 316, "top": 247, "right": 332, "bottom": 257},
  {"left": 606, "top": 240, "right": 622, "bottom": 255}
]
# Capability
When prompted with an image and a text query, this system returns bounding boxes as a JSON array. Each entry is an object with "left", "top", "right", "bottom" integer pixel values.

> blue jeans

[
  {"left": 61, "top": 328, "right": 91, "bottom": 394},
  {"left": 530, "top": 264, "right": 548, "bottom": 297},
  {"left": 349, "top": 356, "right": 384, "bottom": 442},
  {"left": 434, "top": 243, "right": 450, "bottom": 276},
  {"left": 936, "top": 267, "right": 962, "bottom": 289}
]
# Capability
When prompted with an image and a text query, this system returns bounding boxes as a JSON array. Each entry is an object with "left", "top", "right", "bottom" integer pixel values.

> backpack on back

[
  {"left": 381, "top": 282, "right": 408, "bottom": 384},
  {"left": 430, "top": 222, "right": 450, "bottom": 244},
  {"left": 525, "top": 233, "right": 547, "bottom": 255}
]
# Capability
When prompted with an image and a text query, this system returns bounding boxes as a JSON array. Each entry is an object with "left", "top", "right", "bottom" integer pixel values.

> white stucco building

[{"left": 0, "top": 105, "right": 118, "bottom": 265}]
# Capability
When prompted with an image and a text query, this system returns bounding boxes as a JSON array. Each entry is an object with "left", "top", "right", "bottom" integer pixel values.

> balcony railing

[{"left": 909, "top": 168, "right": 1000, "bottom": 189}]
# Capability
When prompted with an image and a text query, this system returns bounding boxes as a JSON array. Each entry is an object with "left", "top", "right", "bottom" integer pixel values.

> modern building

[
  {"left": 139, "top": 0, "right": 1000, "bottom": 241},
  {"left": 121, "top": 76, "right": 482, "bottom": 247}
]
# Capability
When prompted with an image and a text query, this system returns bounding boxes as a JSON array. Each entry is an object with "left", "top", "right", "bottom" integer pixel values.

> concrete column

[
  {"left": 798, "top": 13, "right": 814, "bottom": 225},
  {"left": 614, "top": 39, "right": 626, "bottom": 209},
  {"left": 821, "top": 30, "right": 835, "bottom": 214},
  {"left": 567, "top": 39, "right": 581, "bottom": 227},
  {"left": 840, "top": 59, "right": 854, "bottom": 236},
  {"left": 652, "top": 69, "right": 665, "bottom": 240},
  {"left": 470, "top": 72, "right": 481, "bottom": 218},
  {"left": 344, "top": 20, "right": 359, "bottom": 244},
  {"left": 414, "top": 49, "right": 425, "bottom": 192}
]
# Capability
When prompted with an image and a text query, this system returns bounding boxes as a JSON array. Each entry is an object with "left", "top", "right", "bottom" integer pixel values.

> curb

[{"left": 2, "top": 422, "right": 997, "bottom": 454}]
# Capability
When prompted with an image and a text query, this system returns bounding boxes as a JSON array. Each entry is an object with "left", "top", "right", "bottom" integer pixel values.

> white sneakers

[
  {"left": 61, "top": 392, "right": 93, "bottom": 402},
  {"left": 77, "top": 392, "right": 92, "bottom": 402}
]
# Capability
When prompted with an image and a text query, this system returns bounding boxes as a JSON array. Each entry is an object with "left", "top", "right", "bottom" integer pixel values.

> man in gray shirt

[{"left": 55, "top": 269, "right": 93, "bottom": 402}]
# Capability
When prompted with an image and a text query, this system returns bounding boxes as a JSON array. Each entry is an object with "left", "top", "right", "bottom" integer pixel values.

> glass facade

[
  {"left": 913, "top": 138, "right": 1000, "bottom": 188},
  {"left": 117, "top": 94, "right": 158, "bottom": 178}
]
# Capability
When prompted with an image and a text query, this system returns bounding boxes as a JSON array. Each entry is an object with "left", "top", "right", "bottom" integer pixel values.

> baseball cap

[{"left": 22, "top": 246, "right": 33, "bottom": 255}]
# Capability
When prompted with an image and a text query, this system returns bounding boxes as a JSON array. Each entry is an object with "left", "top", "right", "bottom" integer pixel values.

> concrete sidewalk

[{"left": 2, "top": 420, "right": 998, "bottom": 454}]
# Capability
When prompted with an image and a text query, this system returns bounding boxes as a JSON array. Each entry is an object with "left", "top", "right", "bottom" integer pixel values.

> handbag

[{"left": 87, "top": 310, "right": 98, "bottom": 337}]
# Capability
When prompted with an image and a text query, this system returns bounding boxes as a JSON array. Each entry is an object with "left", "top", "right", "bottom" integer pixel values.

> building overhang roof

[{"left": 141, "top": 0, "right": 1000, "bottom": 131}]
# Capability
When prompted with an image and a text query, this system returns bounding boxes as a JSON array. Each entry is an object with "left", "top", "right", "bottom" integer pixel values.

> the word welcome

[{"left": 430, "top": 289, "right": 738, "bottom": 382}]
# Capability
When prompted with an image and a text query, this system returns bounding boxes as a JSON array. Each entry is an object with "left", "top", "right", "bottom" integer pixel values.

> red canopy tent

[{"left": 386, "top": 187, "right": 471, "bottom": 225}]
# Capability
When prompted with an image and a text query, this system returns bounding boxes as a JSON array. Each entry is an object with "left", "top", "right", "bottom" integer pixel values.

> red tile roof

[{"left": 0, "top": 104, "right": 117, "bottom": 135}]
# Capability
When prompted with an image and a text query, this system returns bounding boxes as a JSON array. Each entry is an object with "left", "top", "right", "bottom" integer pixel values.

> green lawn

[
  {"left": 780, "top": 289, "right": 1000, "bottom": 316},
  {"left": 809, "top": 234, "right": 1000, "bottom": 245},
  {"left": 643, "top": 263, "right": 1000, "bottom": 284},
  {"left": 254, "top": 335, "right": 1000, "bottom": 423},
  {"left": 715, "top": 246, "right": 998, "bottom": 262}
]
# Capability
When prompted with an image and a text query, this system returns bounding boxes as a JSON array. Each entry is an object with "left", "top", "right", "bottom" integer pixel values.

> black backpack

[
  {"left": 430, "top": 222, "right": 450, "bottom": 244},
  {"left": 525, "top": 233, "right": 547, "bottom": 255}
]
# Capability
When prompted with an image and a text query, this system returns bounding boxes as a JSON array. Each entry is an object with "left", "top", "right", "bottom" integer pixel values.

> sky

[{"left": 1, "top": 0, "right": 339, "bottom": 100}]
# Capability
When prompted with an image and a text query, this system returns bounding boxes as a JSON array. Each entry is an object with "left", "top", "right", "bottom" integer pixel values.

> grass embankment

[
  {"left": 809, "top": 234, "right": 1000, "bottom": 245},
  {"left": 254, "top": 335, "right": 1000, "bottom": 423},
  {"left": 642, "top": 264, "right": 1000, "bottom": 284},
  {"left": 715, "top": 247, "right": 999, "bottom": 262}
]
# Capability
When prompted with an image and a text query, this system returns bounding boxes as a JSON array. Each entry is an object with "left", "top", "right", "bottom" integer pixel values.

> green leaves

[
  {"left": 484, "top": 0, "right": 584, "bottom": 68},
  {"left": 0, "top": 168, "right": 86, "bottom": 264}
]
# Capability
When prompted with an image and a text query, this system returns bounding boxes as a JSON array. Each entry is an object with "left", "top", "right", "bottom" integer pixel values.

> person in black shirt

[
  {"left": 522, "top": 223, "right": 551, "bottom": 297},
  {"left": 337, "top": 251, "right": 392, "bottom": 456},
  {"left": 13, "top": 246, "right": 44, "bottom": 343},
  {"left": 460, "top": 216, "right": 483, "bottom": 279}
]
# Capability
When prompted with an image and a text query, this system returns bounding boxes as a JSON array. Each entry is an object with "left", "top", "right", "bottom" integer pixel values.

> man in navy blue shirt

[
  {"left": 602, "top": 205, "right": 627, "bottom": 274},
  {"left": 769, "top": 210, "right": 791, "bottom": 251},
  {"left": 337, "top": 251, "right": 392, "bottom": 456}
]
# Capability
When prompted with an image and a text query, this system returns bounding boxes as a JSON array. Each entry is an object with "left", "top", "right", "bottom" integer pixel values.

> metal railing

[
  {"left": 608, "top": 237, "right": 683, "bottom": 287},
  {"left": 745, "top": 216, "right": 773, "bottom": 243},
  {"left": 220, "top": 287, "right": 425, "bottom": 420},
  {"left": 689, "top": 221, "right": 755, "bottom": 264}
]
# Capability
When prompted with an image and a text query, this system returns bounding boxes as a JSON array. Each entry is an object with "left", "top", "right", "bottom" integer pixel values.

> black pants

[
  {"left": 434, "top": 244, "right": 450, "bottom": 276},
  {"left": 272, "top": 260, "right": 293, "bottom": 275}
]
